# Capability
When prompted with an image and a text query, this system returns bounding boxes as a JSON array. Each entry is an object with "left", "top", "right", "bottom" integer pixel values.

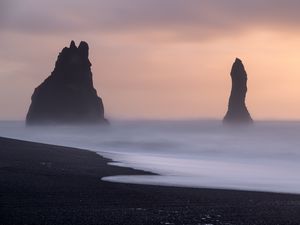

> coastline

[{"left": 1, "top": 136, "right": 300, "bottom": 225}]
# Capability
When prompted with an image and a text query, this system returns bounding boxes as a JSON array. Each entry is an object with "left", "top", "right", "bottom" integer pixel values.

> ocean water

[{"left": 0, "top": 120, "right": 300, "bottom": 194}]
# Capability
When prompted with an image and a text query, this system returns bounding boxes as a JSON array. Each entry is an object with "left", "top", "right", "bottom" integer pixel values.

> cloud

[{"left": 2, "top": 0, "right": 300, "bottom": 39}]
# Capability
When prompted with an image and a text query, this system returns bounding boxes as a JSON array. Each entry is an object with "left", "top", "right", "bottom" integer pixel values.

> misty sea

[{"left": 0, "top": 120, "right": 299, "bottom": 194}]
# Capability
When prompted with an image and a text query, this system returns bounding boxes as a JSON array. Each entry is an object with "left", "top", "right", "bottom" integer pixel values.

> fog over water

[{"left": 1, "top": 120, "right": 300, "bottom": 194}]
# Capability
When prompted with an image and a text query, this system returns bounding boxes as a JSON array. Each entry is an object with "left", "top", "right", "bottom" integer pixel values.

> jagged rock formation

[
  {"left": 26, "top": 41, "right": 107, "bottom": 125},
  {"left": 223, "top": 58, "right": 253, "bottom": 124}
]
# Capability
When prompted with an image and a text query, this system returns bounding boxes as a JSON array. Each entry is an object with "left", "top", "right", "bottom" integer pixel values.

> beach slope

[{"left": 0, "top": 137, "right": 299, "bottom": 225}]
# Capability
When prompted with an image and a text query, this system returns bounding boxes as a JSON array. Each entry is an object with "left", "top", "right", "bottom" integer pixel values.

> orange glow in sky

[{"left": 1, "top": 1, "right": 300, "bottom": 120}]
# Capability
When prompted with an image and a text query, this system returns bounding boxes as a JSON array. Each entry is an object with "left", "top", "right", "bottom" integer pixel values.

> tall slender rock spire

[{"left": 223, "top": 58, "right": 253, "bottom": 124}]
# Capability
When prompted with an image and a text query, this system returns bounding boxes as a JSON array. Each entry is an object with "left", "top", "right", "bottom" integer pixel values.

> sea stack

[
  {"left": 26, "top": 41, "right": 107, "bottom": 125},
  {"left": 223, "top": 58, "right": 253, "bottom": 124}
]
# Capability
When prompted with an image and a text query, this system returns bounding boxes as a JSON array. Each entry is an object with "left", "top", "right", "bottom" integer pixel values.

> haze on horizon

[{"left": 1, "top": 0, "right": 300, "bottom": 121}]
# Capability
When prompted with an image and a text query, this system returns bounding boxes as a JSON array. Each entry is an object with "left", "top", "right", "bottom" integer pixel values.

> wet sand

[{"left": 0, "top": 136, "right": 300, "bottom": 225}]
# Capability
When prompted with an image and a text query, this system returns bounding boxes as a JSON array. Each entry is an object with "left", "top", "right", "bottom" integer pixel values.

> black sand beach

[{"left": 1, "top": 137, "right": 300, "bottom": 225}]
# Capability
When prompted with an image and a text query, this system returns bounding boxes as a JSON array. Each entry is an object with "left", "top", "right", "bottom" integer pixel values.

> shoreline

[{"left": 1, "top": 136, "right": 300, "bottom": 225}]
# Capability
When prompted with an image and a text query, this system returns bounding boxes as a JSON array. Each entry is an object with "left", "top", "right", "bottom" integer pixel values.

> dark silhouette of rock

[
  {"left": 223, "top": 58, "right": 253, "bottom": 124},
  {"left": 26, "top": 41, "right": 108, "bottom": 125}
]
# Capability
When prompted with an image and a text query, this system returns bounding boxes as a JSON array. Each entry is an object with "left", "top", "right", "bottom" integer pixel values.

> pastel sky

[{"left": 1, "top": 0, "right": 300, "bottom": 120}]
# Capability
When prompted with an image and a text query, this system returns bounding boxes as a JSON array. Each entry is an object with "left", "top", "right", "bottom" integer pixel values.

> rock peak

[
  {"left": 78, "top": 41, "right": 89, "bottom": 58},
  {"left": 235, "top": 57, "right": 242, "bottom": 63},
  {"left": 223, "top": 58, "right": 253, "bottom": 124},
  {"left": 70, "top": 40, "right": 76, "bottom": 49},
  {"left": 79, "top": 41, "right": 89, "bottom": 49}
]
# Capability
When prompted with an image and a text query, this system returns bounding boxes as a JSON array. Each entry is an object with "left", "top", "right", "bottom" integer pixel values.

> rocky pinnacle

[
  {"left": 223, "top": 58, "right": 253, "bottom": 124},
  {"left": 26, "top": 41, "right": 107, "bottom": 125}
]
